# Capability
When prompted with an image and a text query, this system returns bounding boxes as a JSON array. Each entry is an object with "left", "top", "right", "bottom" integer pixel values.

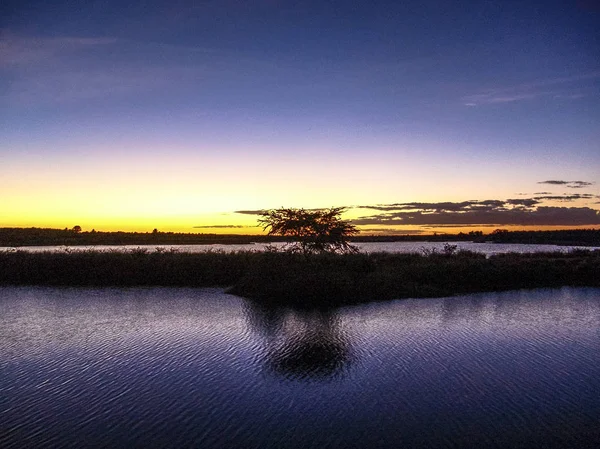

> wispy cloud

[
  {"left": 463, "top": 72, "right": 600, "bottom": 106},
  {"left": 193, "top": 225, "right": 252, "bottom": 229},
  {"left": 537, "top": 180, "right": 594, "bottom": 189},
  {"left": 234, "top": 210, "right": 268, "bottom": 216},
  {"left": 359, "top": 228, "right": 426, "bottom": 235},
  {"left": 357, "top": 200, "right": 506, "bottom": 213},
  {"left": 234, "top": 207, "right": 332, "bottom": 216},
  {"left": 506, "top": 198, "right": 539, "bottom": 207},
  {"left": 421, "top": 224, "right": 501, "bottom": 228},
  {"left": 539, "top": 180, "right": 569, "bottom": 185},
  {"left": 5, "top": 65, "right": 200, "bottom": 106},
  {"left": 1, "top": 33, "right": 212, "bottom": 106},
  {"left": 0, "top": 34, "right": 117, "bottom": 67},
  {"left": 567, "top": 182, "right": 594, "bottom": 189},
  {"left": 533, "top": 194, "right": 594, "bottom": 201}
]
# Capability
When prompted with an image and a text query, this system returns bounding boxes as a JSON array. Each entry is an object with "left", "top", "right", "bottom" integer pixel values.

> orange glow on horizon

[{"left": 2, "top": 219, "right": 598, "bottom": 236}]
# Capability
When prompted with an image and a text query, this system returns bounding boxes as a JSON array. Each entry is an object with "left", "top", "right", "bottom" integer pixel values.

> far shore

[{"left": 1, "top": 227, "right": 599, "bottom": 248}]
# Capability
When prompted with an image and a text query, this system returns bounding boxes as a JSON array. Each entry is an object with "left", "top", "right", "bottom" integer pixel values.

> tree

[
  {"left": 72, "top": 225, "right": 82, "bottom": 233},
  {"left": 258, "top": 207, "right": 359, "bottom": 254}
]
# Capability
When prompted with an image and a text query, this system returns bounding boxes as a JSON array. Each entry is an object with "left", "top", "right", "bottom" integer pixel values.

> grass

[
  {"left": 1, "top": 248, "right": 599, "bottom": 306},
  {"left": 2, "top": 227, "right": 599, "bottom": 247}
]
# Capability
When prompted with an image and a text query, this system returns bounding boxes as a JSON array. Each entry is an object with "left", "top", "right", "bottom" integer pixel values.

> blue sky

[{"left": 1, "top": 0, "right": 599, "bottom": 233}]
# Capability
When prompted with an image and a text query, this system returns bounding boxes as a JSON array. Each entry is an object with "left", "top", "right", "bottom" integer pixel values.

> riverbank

[
  {"left": 1, "top": 249, "right": 598, "bottom": 305},
  {"left": 2, "top": 227, "right": 599, "bottom": 247}
]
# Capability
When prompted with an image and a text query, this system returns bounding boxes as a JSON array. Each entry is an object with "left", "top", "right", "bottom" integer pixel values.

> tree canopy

[{"left": 258, "top": 207, "right": 359, "bottom": 254}]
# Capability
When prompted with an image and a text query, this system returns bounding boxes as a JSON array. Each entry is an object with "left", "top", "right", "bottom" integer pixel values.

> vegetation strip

[
  {"left": 1, "top": 249, "right": 599, "bottom": 306},
  {"left": 1, "top": 228, "right": 599, "bottom": 247}
]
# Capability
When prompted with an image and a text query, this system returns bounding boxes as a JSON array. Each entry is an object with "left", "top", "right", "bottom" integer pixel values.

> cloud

[
  {"left": 463, "top": 72, "right": 600, "bottom": 106},
  {"left": 567, "top": 181, "right": 594, "bottom": 189},
  {"left": 234, "top": 210, "right": 268, "bottom": 215},
  {"left": 354, "top": 194, "right": 600, "bottom": 227},
  {"left": 5, "top": 67, "right": 191, "bottom": 106},
  {"left": 193, "top": 225, "right": 251, "bottom": 229},
  {"left": 538, "top": 180, "right": 571, "bottom": 185},
  {"left": 234, "top": 207, "right": 333, "bottom": 215},
  {"left": 359, "top": 195, "right": 594, "bottom": 214},
  {"left": 357, "top": 228, "right": 426, "bottom": 235},
  {"left": 1, "top": 33, "right": 214, "bottom": 106},
  {"left": 231, "top": 193, "right": 600, "bottom": 230},
  {"left": 353, "top": 207, "right": 600, "bottom": 227},
  {"left": 533, "top": 194, "right": 594, "bottom": 201},
  {"left": 358, "top": 200, "right": 506, "bottom": 213},
  {"left": 0, "top": 34, "right": 118, "bottom": 67},
  {"left": 421, "top": 224, "right": 502, "bottom": 228},
  {"left": 506, "top": 198, "right": 540, "bottom": 207},
  {"left": 537, "top": 180, "right": 594, "bottom": 189}
]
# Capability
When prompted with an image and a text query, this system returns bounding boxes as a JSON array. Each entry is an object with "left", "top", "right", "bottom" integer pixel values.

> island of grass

[{"left": 1, "top": 249, "right": 599, "bottom": 306}]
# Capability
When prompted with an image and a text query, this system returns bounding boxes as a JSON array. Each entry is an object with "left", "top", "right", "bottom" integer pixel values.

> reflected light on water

[{"left": 1, "top": 286, "right": 600, "bottom": 448}]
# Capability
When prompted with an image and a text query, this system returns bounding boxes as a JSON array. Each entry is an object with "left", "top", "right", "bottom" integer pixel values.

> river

[
  {"left": 1, "top": 286, "right": 599, "bottom": 448},
  {"left": 3, "top": 241, "right": 598, "bottom": 256}
]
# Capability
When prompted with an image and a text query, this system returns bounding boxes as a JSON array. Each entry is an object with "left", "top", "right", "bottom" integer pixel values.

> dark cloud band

[
  {"left": 537, "top": 180, "right": 593, "bottom": 188},
  {"left": 353, "top": 207, "right": 600, "bottom": 226}
]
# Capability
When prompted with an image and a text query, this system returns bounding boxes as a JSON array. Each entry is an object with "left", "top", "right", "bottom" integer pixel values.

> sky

[{"left": 1, "top": 0, "right": 599, "bottom": 234}]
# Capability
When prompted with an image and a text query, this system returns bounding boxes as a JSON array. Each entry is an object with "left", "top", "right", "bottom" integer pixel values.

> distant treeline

[
  {"left": 0, "top": 227, "right": 277, "bottom": 247},
  {"left": 0, "top": 227, "right": 599, "bottom": 247},
  {"left": 352, "top": 229, "right": 600, "bottom": 246},
  {"left": 1, "top": 249, "right": 599, "bottom": 306},
  {"left": 479, "top": 229, "right": 600, "bottom": 246}
]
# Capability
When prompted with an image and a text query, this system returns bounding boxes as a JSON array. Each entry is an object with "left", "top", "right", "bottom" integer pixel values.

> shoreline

[
  {"left": 2, "top": 228, "right": 599, "bottom": 248},
  {"left": 1, "top": 249, "right": 599, "bottom": 306}
]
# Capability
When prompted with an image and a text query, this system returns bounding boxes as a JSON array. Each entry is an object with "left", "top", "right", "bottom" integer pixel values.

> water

[
  {"left": 1, "top": 287, "right": 599, "bottom": 448},
  {"left": 3, "top": 241, "right": 598, "bottom": 255}
]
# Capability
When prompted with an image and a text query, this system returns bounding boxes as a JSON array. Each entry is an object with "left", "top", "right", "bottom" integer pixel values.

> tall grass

[
  {"left": 0, "top": 249, "right": 250, "bottom": 287},
  {"left": 1, "top": 248, "right": 598, "bottom": 306}
]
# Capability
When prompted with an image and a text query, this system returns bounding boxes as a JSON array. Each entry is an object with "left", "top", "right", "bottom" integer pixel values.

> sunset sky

[{"left": 1, "top": 0, "right": 599, "bottom": 234}]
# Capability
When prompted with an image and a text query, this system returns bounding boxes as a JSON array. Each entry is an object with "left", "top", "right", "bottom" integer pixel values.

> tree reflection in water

[{"left": 243, "top": 301, "right": 353, "bottom": 381}]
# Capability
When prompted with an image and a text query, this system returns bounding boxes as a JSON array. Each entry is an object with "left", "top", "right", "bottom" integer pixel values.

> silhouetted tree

[
  {"left": 258, "top": 207, "right": 358, "bottom": 254},
  {"left": 72, "top": 225, "right": 82, "bottom": 233}
]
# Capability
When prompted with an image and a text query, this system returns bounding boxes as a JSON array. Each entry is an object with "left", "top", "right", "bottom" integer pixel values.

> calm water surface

[
  {"left": 1, "top": 287, "right": 599, "bottom": 448},
  {"left": 4, "top": 241, "right": 599, "bottom": 255}
]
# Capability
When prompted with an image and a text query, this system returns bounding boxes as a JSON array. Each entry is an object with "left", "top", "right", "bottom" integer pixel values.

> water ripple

[{"left": 1, "top": 286, "right": 599, "bottom": 448}]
